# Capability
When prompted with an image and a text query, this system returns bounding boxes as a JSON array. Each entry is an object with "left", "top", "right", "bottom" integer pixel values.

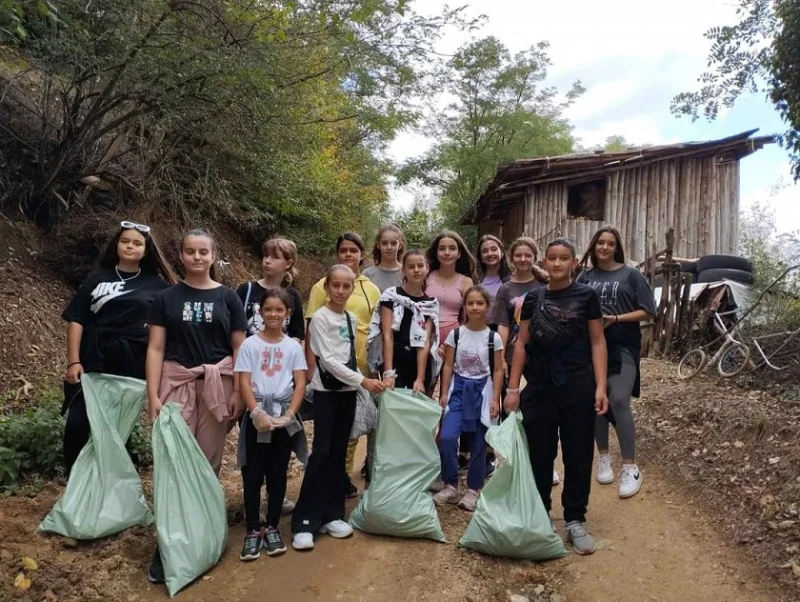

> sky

[{"left": 388, "top": 0, "right": 800, "bottom": 235}]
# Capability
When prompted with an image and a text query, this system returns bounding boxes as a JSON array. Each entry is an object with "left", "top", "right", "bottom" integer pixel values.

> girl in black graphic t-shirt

[
  {"left": 61, "top": 222, "right": 176, "bottom": 474},
  {"left": 504, "top": 237, "right": 609, "bottom": 556},
  {"left": 145, "top": 229, "right": 247, "bottom": 585},
  {"left": 236, "top": 237, "right": 305, "bottom": 342}
]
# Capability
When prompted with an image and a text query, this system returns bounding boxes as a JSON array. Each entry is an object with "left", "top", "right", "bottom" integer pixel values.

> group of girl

[{"left": 61, "top": 219, "right": 655, "bottom": 581}]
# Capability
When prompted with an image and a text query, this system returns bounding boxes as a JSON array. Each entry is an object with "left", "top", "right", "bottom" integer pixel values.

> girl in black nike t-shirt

[
  {"left": 61, "top": 222, "right": 177, "bottom": 474},
  {"left": 504, "top": 237, "right": 609, "bottom": 556}
]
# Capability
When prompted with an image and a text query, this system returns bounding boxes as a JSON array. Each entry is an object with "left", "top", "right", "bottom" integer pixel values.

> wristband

[
  {"left": 615, "top": 315, "right": 619, "bottom": 324},
  {"left": 66, "top": 361, "right": 81, "bottom": 369},
  {"left": 382, "top": 370, "right": 397, "bottom": 379},
  {"left": 506, "top": 388, "right": 520, "bottom": 394}
]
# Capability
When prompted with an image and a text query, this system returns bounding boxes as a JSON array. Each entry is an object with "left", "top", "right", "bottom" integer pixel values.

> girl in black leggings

[
  {"left": 504, "top": 237, "right": 608, "bottom": 556},
  {"left": 61, "top": 222, "right": 175, "bottom": 474}
]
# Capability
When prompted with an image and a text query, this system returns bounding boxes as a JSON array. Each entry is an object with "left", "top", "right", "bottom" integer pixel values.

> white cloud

[{"left": 388, "top": 0, "right": 799, "bottom": 234}]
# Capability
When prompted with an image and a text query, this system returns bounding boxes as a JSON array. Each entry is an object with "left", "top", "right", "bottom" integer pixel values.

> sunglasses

[{"left": 120, "top": 221, "right": 151, "bottom": 234}]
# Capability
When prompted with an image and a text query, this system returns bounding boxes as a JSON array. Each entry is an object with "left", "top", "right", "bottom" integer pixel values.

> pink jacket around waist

[{"left": 158, "top": 356, "right": 234, "bottom": 423}]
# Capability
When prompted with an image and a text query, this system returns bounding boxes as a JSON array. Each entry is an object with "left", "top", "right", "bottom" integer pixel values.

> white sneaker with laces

[
  {"left": 319, "top": 519, "right": 354, "bottom": 539},
  {"left": 552, "top": 470, "right": 560, "bottom": 485},
  {"left": 292, "top": 532, "right": 314, "bottom": 550},
  {"left": 596, "top": 454, "right": 614, "bottom": 485},
  {"left": 618, "top": 464, "right": 642, "bottom": 498},
  {"left": 281, "top": 497, "right": 296, "bottom": 515}
]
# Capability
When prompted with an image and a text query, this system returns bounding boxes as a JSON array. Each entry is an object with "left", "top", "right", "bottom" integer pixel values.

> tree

[
  {"left": 397, "top": 36, "right": 581, "bottom": 241},
  {"left": 0, "top": 0, "right": 475, "bottom": 251},
  {"left": 671, "top": 0, "right": 800, "bottom": 178},
  {"left": 393, "top": 199, "right": 435, "bottom": 250},
  {"left": 739, "top": 195, "right": 800, "bottom": 291}
]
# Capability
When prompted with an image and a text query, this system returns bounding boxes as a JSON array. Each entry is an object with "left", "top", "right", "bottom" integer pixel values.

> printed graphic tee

[
  {"left": 234, "top": 334, "right": 307, "bottom": 399},
  {"left": 444, "top": 326, "right": 503, "bottom": 380},
  {"left": 577, "top": 265, "right": 656, "bottom": 346},
  {"left": 62, "top": 267, "right": 169, "bottom": 373},
  {"left": 147, "top": 282, "right": 247, "bottom": 368},
  {"left": 236, "top": 281, "right": 305, "bottom": 340},
  {"left": 520, "top": 282, "right": 602, "bottom": 374}
]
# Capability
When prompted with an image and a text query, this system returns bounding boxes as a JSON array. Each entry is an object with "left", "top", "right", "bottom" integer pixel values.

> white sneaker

[
  {"left": 319, "top": 519, "right": 354, "bottom": 539},
  {"left": 281, "top": 497, "right": 295, "bottom": 515},
  {"left": 292, "top": 532, "right": 314, "bottom": 550},
  {"left": 552, "top": 470, "right": 560, "bottom": 485},
  {"left": 619, "top": 465, "right": 642, "bottom": 499},
  {"left": 596, "top": 454, "right": 614, "bottom": 485}
]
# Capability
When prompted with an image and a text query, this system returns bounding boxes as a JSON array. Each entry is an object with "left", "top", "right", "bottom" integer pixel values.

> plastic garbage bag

[
  {"left": 349, "top": 386, "right": 377, "bottom": 439},
  {"left": 152, "top": 403, "right": 228, "bottom": 598},
  {"left": 459, "top": 412, "right": 567, "bottom": 560},
  {"left": 39, "top": 373, "right": 151, "bottom": 539},
  {"left": 349, "top": 388, "right": 444, "bottom": 542}
]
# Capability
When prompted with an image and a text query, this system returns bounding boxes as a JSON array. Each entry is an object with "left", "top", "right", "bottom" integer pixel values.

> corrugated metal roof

[{"left": 462, "top": 129, "right": 775, "bottom": 224}]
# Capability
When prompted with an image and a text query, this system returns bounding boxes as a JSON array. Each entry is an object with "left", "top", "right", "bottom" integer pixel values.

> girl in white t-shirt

[
  {"left": 235, "top": 288, "right": 308, "bottom": 561},
  {"left": 434, "top": 286, "right": 504, "bottom": 512}
]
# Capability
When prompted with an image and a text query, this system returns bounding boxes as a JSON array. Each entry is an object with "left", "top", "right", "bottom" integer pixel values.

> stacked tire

[{"left": 694, "top": 254, "right": 754, "bottom": 285}]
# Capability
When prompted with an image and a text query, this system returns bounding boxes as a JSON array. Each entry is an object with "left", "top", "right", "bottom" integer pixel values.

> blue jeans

[{"left": 440, "top": 391, "right": 488, "bottom": 491}]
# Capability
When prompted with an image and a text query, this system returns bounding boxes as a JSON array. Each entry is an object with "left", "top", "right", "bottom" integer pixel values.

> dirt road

[
  {"left": 132, "top": 444, "right": 781, "bottom": 602},
  {"left": 2, "top": 361, "right": 791, "bottom": 602}
]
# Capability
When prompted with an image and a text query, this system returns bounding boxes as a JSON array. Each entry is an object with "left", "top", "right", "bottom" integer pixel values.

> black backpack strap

[
  {"left": 345, "top": 312, "right": 356, "bottom": 369},
  {"left": 488, "top": 329, "right": 495, "bottom": 376},
  {"left": 453, "top": 326, "right": 460, "bottom": 357}
]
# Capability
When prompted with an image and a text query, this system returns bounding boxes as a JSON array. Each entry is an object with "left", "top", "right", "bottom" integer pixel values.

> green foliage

[
  {"left": 0, "top": 0, "right": 475, "bottom": 246},
  {"left": 672, "top": 0, "right": 800, "bottom": 178},
  {"left": 398, "top": 36, "right": 579, "bottom": 242},
  {"left": 739, "top": 198, "right": 800, "bottom": 292},
  {"left": 0, "top": 389, "right": 65, "bottom": 491},
  {"left": 393, "top": 200, "right": 435, "bottom": 250},
  {"left": 0, "top": 0, "right": 58, "bottom": 42},
  {"left": 0, "top": 387, "right": 152, "bottom": 494}
]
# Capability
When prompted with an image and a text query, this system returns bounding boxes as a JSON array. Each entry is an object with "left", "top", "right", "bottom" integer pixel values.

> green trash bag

[
  {"left": 349, "top": 388, "right": 444, "bottom": 542},
  {"left": 152, "top": 402, "right": 228, "bottom": 598},
  {"left": 39, "top": 373, "right": 151, "bottom": 539},
  {"left": 459, "top": 412, "right": 567, "bottom": 560}
]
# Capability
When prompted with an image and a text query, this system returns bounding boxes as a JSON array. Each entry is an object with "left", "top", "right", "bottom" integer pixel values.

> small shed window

[{"left": 567, "top": 179, "right": 606, "bottom": 221}]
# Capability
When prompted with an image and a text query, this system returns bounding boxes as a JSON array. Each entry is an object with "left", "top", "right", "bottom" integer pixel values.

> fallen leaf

[
  {"left": 14, "top": 572, "right": 31, "bottom": 591},
  {"left": 733, "top": 441, "right": 745, "bottom": 448},
  {"left": 793, "top": 563, "right": 800, "bottom": 577},
  {"left": 769, "top": 457, "right": 781, "bottom": 465},
  {"left": 21, "top": 556, "right": 38, "bottom": 571}
]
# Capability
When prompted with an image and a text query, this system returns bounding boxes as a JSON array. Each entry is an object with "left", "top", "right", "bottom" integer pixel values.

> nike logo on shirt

[{"left": 90, "top": 281, "right": 132, "bottom": 313}]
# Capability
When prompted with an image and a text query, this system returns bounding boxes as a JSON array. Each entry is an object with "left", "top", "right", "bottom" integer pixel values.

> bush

[{"left": 0, "top": 386, "right": 152, "bottom": 494}]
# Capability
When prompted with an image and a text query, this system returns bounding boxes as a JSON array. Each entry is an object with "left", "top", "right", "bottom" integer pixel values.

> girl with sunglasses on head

[{"left": 62, "top": 221, "right": 176, "bottom": 475}]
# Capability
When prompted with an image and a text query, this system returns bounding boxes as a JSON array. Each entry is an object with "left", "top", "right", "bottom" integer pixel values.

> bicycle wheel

[
  {"left": 717, "top": 343, "right": 752, "bottom": 378},
  {"left": 678, "top": 348, "right": 707, "bottom": 380}
]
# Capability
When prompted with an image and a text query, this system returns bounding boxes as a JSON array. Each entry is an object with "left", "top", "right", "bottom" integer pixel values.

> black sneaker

[
  {"left": 263, "top": 527, "right": 287, "bottom": 556},
  {"left": 240, "top": 532, "right": 262, "bottom": 561},
  {"left": 345, "top": 478, "right": 359, "bottom": 499},
  {"left": 485, "top": 458, "right": 496, "bottom": 480},
  {"left": 457, "top": 454, "right": 469, "bottom": 474},
  {"left": 148, "top": 549, "right": 165, "bottom": 584}
]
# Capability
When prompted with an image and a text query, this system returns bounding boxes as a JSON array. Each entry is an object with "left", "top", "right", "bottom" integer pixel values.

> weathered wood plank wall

[{"left": 499, "top": 154, "right": 741, "bottom": 262}]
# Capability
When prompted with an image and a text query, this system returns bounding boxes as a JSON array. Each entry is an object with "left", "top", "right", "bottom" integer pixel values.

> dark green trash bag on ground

[
  {"left": 459, "top": 412, "right": 567, "bottom": 560},
  {"left": 39, "top": 373, "right": 151, "bottom": 539},
  {"left": 152, "top": 403, "right": 228, "bottom": 598},
  {"left": 350, "top": 388, "right": 444, "bottom": 542}
]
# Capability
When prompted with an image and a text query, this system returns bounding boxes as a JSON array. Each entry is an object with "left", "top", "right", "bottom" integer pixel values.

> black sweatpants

[
  {"left": 521, "top": 371, "right": 597, "bottom": 523},
  {"left": 62, "top": 381, "right": 89, "bottom": 474},
  {"left": 292, "top": 390, "right": 356, "bottom": 534},
  {"left": 241, "top": 416, "right": 293, "bottom": 532}
]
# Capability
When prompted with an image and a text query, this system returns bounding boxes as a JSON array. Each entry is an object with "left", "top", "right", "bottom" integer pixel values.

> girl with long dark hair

[
  {"left": 475, "top": 234, "right": 512, "bottom": 323},
  {"left": 577, "top": 226, "right": 655, "bottom": 499},
  {"left": 61, "top": 221, "right": 176, "bottom": 474}
]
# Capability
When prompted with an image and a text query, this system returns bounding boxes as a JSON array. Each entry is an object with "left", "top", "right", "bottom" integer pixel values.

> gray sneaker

[{"left": 565, "top": 521, "right": 596, "bottom": 555}]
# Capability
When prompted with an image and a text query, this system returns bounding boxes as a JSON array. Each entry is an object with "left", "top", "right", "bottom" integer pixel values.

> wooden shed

[{"left": 461, "top": 130, "right": 774, "bottom": 262}]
